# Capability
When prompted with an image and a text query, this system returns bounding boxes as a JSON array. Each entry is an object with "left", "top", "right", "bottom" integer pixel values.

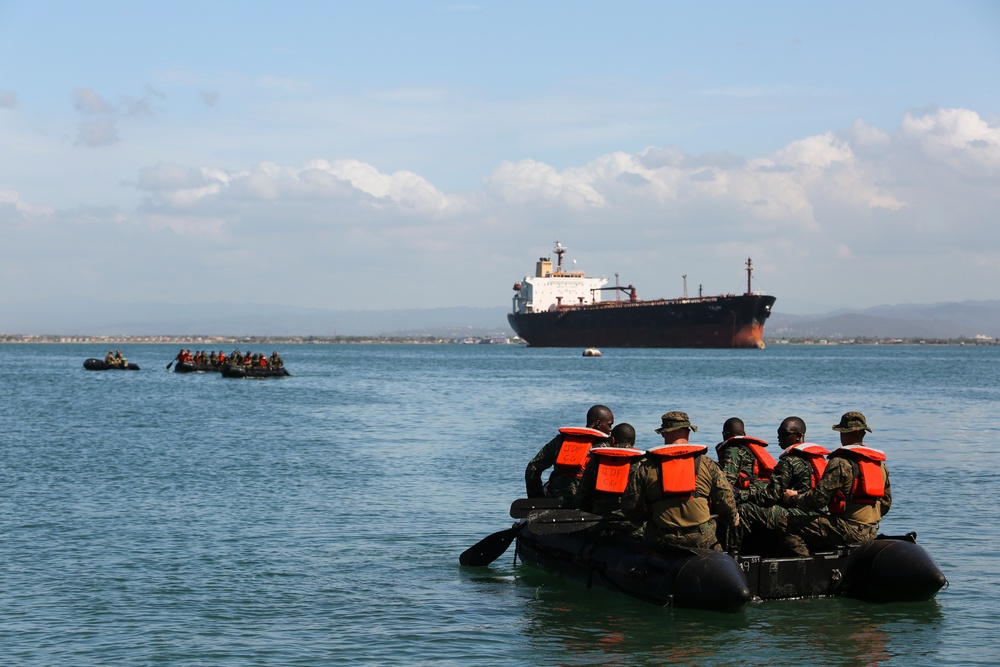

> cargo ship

[{"left": 508, "top": 242, "right": 776, "bottom": 348}]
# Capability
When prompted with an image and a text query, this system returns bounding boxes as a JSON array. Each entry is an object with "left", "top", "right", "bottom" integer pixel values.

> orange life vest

[
  {"left": 828, "top": 445, "right": 887, "bottom": 514},
  {"left": 782, "top": 442, "right": 831, "bottom": 488},
  {"left": 552, "top": 427, "right": 607, "bottom": 479},
  {"left": 589, "top": 446, "right": 644, "bottom": 494},
  {"left": 723, "top": 436, "right": 777, "bottom": 489},
  {"left": 647, "top": 444, "right": 708, "bottom": 497}
]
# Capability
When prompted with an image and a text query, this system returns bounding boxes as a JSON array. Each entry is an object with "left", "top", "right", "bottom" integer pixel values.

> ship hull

[{"left": 508, "top": 294, "right": 776, "bottom": 349}]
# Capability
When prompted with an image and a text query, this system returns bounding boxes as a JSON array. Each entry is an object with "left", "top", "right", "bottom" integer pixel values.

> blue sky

[{"left": 2, "top": 1, "right": 999, "bottom": 316}]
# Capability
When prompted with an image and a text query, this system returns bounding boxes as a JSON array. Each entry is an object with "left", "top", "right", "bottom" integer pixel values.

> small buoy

[{"left": 582, "top": 348, "right": 602, "bottom": 357}]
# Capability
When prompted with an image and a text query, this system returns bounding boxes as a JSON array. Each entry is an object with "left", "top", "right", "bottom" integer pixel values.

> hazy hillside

[{"left": 766, "top": 300, "right": 1000, "bottom": 339}]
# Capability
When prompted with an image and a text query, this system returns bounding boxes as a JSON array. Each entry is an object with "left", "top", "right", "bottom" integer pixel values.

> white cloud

[{"left": 3, "top": 107, "right": 1000, "bottom": 312}]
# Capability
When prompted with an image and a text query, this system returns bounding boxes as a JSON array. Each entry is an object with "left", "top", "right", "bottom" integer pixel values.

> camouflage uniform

[
  {"left": 575, "top": 449, "right": 645, "bottom": 537},
  {"left": 782, "top": 413, "right": 891, "bottom": 556},
  {"left": 524, "top": 431, "right": 611, "bottom": 504},
  {"left": 717, "top": 440, "right": 762, "bottom": 492},
  {"left": 739, "top": 450, "right": 821, "bottom": 529},
  {"left": 622, "top": 451, "right": 738, "bottom": 551}
]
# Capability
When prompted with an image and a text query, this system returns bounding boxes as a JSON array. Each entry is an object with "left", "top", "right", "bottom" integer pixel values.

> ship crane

[{"left": 593, "top": 284, "right": 638, "bottom": 302}]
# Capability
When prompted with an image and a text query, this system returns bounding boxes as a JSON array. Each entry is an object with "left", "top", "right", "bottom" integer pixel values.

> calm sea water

[{"left": 2, "top": 343, "right": 997, "bottom": 665}]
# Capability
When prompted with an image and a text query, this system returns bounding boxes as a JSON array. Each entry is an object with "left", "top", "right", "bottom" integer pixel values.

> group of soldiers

[
  {"left": 103, "top": 349, "right": 129, "bottom": 368},
  {"left": 174, "top": 349, "right": 284, "bottom": 369},
  {"left": 525, "top": 405, "right": 890, "bottom": 556}
]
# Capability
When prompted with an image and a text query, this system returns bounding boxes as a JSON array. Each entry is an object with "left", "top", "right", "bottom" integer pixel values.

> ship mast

[
  {"left": 553, "top": 241, "right": 567, "bottom": 273},
  {"left": 745, "top": 257, "right": 753, "bottom": 295}
]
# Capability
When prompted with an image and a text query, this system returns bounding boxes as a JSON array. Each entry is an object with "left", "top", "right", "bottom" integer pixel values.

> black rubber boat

[
  {"left": 514, "top": 526, "right": 947, "bottom": 610},
  {"left": 174, "top": 361, "right": 221, "bottom": 373},
  {"left": 220, "top": 365, "right": 290, "bottom": 378},
  {"left": 84, "top": 358, "right": 140, "bottom": 371}
]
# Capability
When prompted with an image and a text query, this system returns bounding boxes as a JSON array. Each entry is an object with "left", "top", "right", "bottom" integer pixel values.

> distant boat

[
  {"left": 582, "top": 348, "right": 602, "bottom": 357},
  {"left": 508, "top": 241, "right": 776, "bottom": 348},
  {"left": 220, "top": 365, "right": 290, "bottom": 379},
  {"left": 84, "top": 358, "right": 140, "bottom": 371}
]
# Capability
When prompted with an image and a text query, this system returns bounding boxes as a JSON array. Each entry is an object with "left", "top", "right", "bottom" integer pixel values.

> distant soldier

[
  {"left": 105, "top": 350, "right": 116, "bottom": 366},
  {"left": 270, "top": 351, "right": 284, "bottom": 369},
  {"left": 781, "top": 412, "right": 891, "bottom": 556}
]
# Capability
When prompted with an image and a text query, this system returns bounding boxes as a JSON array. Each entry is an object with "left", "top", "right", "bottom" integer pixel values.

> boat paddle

[
  {"left": 459, "top": 522, "right": 523, "bottom": 567},
  {"left": 524, "top": 509, "right": 625, "bottom": 535},
  {"left": 461, "top": 509, "right": 628, "bottom": 566},
  {"left": 508, "top": 497, "right": 567, "bottom": 518},
  {"left": 166, "top": 360, "right": 173, "bottom": 370}
]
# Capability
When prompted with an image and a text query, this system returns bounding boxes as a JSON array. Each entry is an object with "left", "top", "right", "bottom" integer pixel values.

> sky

[{"left": 1, "top": 1, "right": 999, "bottom": 316}]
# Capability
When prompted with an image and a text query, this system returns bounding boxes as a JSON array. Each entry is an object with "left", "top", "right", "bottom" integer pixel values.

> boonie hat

[
  {"left": 655, "top": 411, "right": 697, "bottom": 434},
  {"left": 832, "top": 411, "right": 872, "bottom": 433}
]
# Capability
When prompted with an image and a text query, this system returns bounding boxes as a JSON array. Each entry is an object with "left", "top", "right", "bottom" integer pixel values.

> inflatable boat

[
  {"left": 84, "top": 358, "right": 140, "bottom": 371},
  {"left": 514, "top": 524, "right": 947, "bottom": 609},
  {"left": 220, "top": 365, "right": 290, "bottom": 378},
  {"left": 460, "top": 504, "right": 947, "bottom": 611}
]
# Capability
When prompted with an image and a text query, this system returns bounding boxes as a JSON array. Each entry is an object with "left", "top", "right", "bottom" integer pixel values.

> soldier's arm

[
  {"left": 525, "top": 436, "right": 560, "bottom": 498},
  {"left": 795, "top": 457, "right": 851, "bottom": 512},
  {"left": 575, "top": 459, "right": 598, "bottom": 511},
  {"left": 879, "top": 464, "right": 892, "bottom": 517},
  {"left": 708, "top": 461, "right": 739, "bottom": 526},
  {"left": 619, "top": 464, "right": 648, "bottom": 522}
]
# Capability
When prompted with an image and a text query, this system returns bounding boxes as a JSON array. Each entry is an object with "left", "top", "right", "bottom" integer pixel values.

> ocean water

[{"left": 2, "top": 343, "right": 997, "bottom": 666}]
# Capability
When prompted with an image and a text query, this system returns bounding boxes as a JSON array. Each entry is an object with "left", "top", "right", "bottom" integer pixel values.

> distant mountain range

[
  {"left": 766, "top": 300, "right": 1000, "bottom": 340},
  {"left": 3, "top": 297, "right": 1000, "bottom": 340}
]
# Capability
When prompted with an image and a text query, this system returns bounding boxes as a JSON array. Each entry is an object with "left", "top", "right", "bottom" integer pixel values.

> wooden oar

[
  {"left": 509, "top": 497, "right": 567, "bottom": 518},
  {"left": 459, "top": 523, "right": 523, "bottom": 566}
]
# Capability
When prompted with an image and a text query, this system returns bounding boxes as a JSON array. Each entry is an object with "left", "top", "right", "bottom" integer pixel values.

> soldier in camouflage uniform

[
  {"left": 781, "top": 412, "right": 891, "bottom": 556},
  {"left": 735, "top": 417, "right": 829, "bottom": 553},
  {"left": 621, "top": 411, "right": 739, "bottom": 551},
  {"left": 716, "top": 417, "right": 776, "bottom": 498},
  {"left": 575, "top": 423, "right": 645, "bottom": 537},
  {"left": 524, "top": 404, "right": 614, "bottom": 504}
]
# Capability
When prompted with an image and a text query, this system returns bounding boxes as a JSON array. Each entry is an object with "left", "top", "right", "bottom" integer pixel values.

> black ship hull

[{"left": 508, "top": 293, "right": 776, "bottom": 348}]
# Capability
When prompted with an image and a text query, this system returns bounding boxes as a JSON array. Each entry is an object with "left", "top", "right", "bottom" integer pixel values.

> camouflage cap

[
  {"left": 655, "top": 411, "right": 698, "bottom": 434},
  {"left": 832, "top": 411, "right": 873, "bottom": 433}
]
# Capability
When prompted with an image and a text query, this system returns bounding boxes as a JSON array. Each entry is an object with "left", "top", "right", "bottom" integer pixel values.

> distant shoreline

[{"left": 1, "top": 334, "right": 996, "bottom": 346}]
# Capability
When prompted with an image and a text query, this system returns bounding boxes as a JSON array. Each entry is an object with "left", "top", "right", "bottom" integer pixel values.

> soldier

[
  {"left": 524, "top": 404, "right": 614, "bottom": 504},
  {"left": 781, "top": 412, "right": 891, "bottom": 556},
  {"left": 105, "top": 350, "right": 116, "bottom": 366},
  {"left": 622, "top": 411, "right": 739, "bottom": 551},
  {"left": 715, "top": 417, "right": 776, "bottom": 498},
  {"left": 575, "top": 423, "right": 645, "bottom": 536},
  {"left": 270, "top": 351, "right": 284, "bottom": 368},
  {"left": 734, "top": 417, "right": 830, "bottom": 554}
]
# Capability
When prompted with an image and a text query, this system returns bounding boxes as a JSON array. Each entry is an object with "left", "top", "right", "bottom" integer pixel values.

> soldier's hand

[
  {"left": 733, "top": 513, "right": 740, "bottom": 527},
  {"left": 782, "top": 489, "right": 798, "bottom": 505}
]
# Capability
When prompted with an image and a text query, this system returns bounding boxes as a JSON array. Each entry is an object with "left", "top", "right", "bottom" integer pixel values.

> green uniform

[
  {"left": 783, "top": 450, "right": 891, "bottom": 556},
  {"left": 575, "top": 449, "right": 644, "bottom": 536},
  {"left": 622, "top": 450, "right": 738, "bottom": 551},
  {"left": 524, "top": 431, "right": 611, "bottom": 504}
]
